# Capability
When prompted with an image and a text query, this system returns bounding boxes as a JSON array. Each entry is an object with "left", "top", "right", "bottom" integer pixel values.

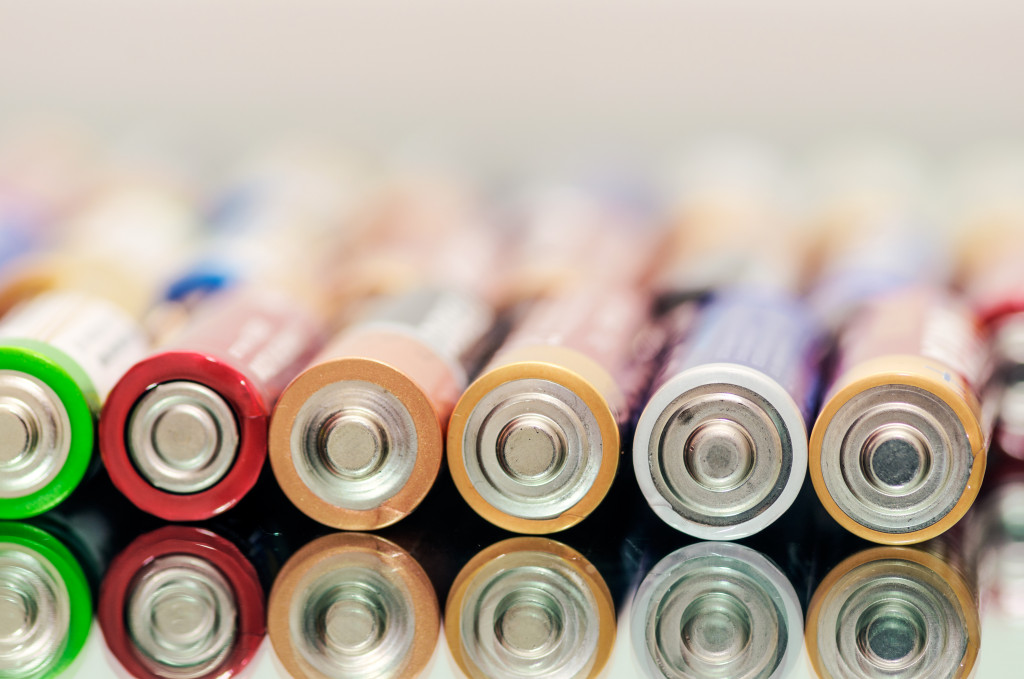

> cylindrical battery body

[
  {"left": 629, "top": 541, "right": 803, "bottom": 679},
  {"left": 0, "top": 290, "right": 148, "bottom": 517},
  {"left": 445, "top": 537, "right": 616, "bottom": 679},
  {"left": 270, "top": 287, "right": 495, "bottom": 530},
  {"left": 809, "top": 287, "right": 990, "bottom": 544},
  {"left": 97, "top": 525, "right": 266, "bottom": 679},
  {"left": 634, "top": 290, "right": 822, "bottom": 539},
  {"left": 448, "top": 285, "right": 656, "bottom": 534},
  {"left": 0, "top": 521, "right": 92, "bottom": 679},
  {"left": 267, "top": 532, "right": 440, "bottom": 679},
  {"left": 100, "top": 287, "right": 324, "bottom": 520},
  {"left": 805, "top": 540, "right": 979, "bottom": 679}
]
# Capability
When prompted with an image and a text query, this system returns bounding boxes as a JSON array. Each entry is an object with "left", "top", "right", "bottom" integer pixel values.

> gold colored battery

[
  {"left": 809, "top": 287, "right": 990, "bottom": 545},
  {"left": 267, "top": 532, "right": 440, "bottom": 679},
  {"left": 805, "top": 540, "right": 980, "bottom": 679},
  {"left": 269, "top": 182, "right": 501, "bottom": 530},
  {"left": 445, "top": 537, "right": 615, "bottom": 679},
  {"left": 448, "top": 284, "right": 654, "bottom": 534}
]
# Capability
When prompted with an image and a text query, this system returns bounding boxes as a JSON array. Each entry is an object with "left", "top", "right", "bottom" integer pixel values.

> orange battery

[
  {"left": 810, "top": 287, "right": 991, "bottom": 545},
  {"left": 445, "top": 537, "right": 615, "bottom": 679},
  {"left": 267, "top": 532, "right": 440, "bottom": 679},
  {"left": 806, "top": 539, "right": 979, "bottom": 679},
  {"left": 448, "top": 283, "right": 657, "bottom": 534}
]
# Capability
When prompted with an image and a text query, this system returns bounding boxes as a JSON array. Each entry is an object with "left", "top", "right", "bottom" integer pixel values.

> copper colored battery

[
  {"left": 810, "top": 287, "right": 991, "bottom": 544},
  {"left": 448, "top": 285, "right": 656, "bottom": 534},
  {"left": 269, "top": 287, "right": 496, "bottom": 530},
  {"left": 267, "top": 532, "right": 440, "bottom": 679},
  {"left": 101, "top": 287, "right": 325, "bottom": 520},
  {"left": 805, "top": 538, "right": 980, "bottom": 679}
]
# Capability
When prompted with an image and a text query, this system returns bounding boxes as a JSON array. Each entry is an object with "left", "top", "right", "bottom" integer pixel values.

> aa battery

[
  {"left": 628, "top": 541, "right": 803, "bottom": 679},
  {"left": 634, "top": 291, "right": 822, "bottom": 539},
  {"left": 809, "top": 287, "right": 990, "bottom": 544},
  {"left": 267, "top": 532, "right": 440, "bottom": 679},
  {"left": 448, "top": 285, "right": 655, "bottom": 534},
  {"left": 445, "top": 536, "right": 615, "bottom": 679},
  {"left": 0, "top": 290, "right": 148, "bottom": 518},
  {"left": 97, "top": 525, "right": 265, "bottom": 679},
  {"left": 805, "top": 540, "right": 979, "bottom": 679},
  {"left": 100, "top": 287, "right": 324, "bottom": 520},
  {"left": 269, "top": 287, "right": 495, "bottom": 530},
  {"left": 0, "top": 521, "right": 92, "bottom": 679}
]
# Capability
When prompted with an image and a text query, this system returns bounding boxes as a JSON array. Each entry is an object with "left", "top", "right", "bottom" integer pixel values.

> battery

[
  {"left": 0, "top": 290, "right": 148, "bottom": 518},
  {"left": 267, "top": 532, "right": 440, "bottom": 679},
  {"left": 629, "top": 541, "right": 803, "bottom": 679},
  {"left": 634, "top": 290, "right": 822, "bottom": 539},
  {"left": 0, "top": 521, "right": 92, "bottom": 679},
  {"left": 269, "top": 286, "right": 495, "bottom": 530},
  {"left": 805, "top": 541, "right": 979, "bottom": 679},
  {"left": 809, "top": 287, "right": 991, "bottom": 544},
  {"left": 448, "top": 285, "right": 656, "bottom": 534},
  {"left": 445, "top": 536, "right": 615, "bottom": 679},
  {"left": 97, "top": 525, "right": 265, "bottom": 679},
  {"left": 100, "top": 287, "right": 324, "bottom": 520}
]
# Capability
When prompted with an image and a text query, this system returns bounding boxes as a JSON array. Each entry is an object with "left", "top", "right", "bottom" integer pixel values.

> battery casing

[
  {"left": 634, "top": 290, "right": 821, "bottom": 539},
  {"left": 449, "top": 286, "right": 656, "bottom": 534},
  {"left": 270, "top": 287, "right": 495, "bottom": 530},
  {"left": 810, "top": 287, "right": 990, "bottom": 544},
  {"left": 0, "top": 291, "right": 147, "bottom": 517},
  {"left": 101, "top": 288, "right": 323, "bottom": 520},
  {"left": 97, "top": 525, "right": 265, "bottom": 679}
]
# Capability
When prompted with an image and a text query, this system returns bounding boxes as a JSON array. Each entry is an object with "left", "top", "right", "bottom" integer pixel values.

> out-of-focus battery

[
  {"left": 448, "top": 284, "right": 657, "bottom": 534},
  {"left": 634, "top": 290, "right": 823, "bottom": 539},
  {"left": 0, "top": 521, "right": 92, "bottom": 679},
  {"left": 0, "top": 290, "right": 148, "bottom": 517},
  {"left": 267, "top": 532, "right": 440, "bottom": 679},
  {"left": 445, "top": 536, "right": 615, "bottom": 679},
  {"left": 809, "top": 287, "right": 990, "bottom": 544},
  {"left": 98, "top": 525, "right": 265, "bottom": 679},
  {"left": 805, "top": 538, "right": 979, "bottom": 679},
  {"left": 100, "top": 286, "right": 324, "bottom": 520},
  {"left": 628, "top": 541, "right": 803, "bottom": 679}
]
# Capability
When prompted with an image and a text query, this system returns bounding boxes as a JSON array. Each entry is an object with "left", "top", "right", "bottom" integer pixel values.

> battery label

[
  {"left": 168, "top": 289, "right": 325, "bottom": 400},
  {"left": 0, "top": 291, "right": 148, "bottom": 399},
  {"left": 835, "top": 287, "right": 989, "bottom": 393},
  {"left": 658, "top": 292, "right": 823, "bottom": 421},
  {"left": 350, "top": 288, "right": 495, "bottom": 388}
]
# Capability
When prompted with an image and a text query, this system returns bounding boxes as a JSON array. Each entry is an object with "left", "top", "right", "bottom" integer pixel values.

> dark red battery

[
  {"left": 98, "top": 525, "right": 266, "bottom": 679},
  {"left": 100, "top": 287, "right": 324, "bottom": 520}
]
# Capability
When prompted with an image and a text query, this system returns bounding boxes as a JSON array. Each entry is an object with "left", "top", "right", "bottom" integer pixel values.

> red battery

[
  {"left": 100, "top": 287, "right": 324, "bottom": 520},
  {"left": 98, "top": 525, "right": 265, "bottom": 679}
]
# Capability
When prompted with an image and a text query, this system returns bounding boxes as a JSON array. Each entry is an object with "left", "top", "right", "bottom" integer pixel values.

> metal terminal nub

[
  {"left": 820, "top": 384, "right": 972, "bottom": 534},
  {"left": 291, "top": 380, "right": 418, "bottom": 512},
  {"left": 0, "top": 543, "right": 72, "bottom": 678},
  {"left": 632, "top": 545, "right": 796, "bottom": 679},
  {"left": 458, "top": 550, "right": 602, "bottom": 678},
  {"left": 292, "top": 562, "right": 414, "bottom": 679},
  {"left": 0, "top": 371, "right": 72, "bottom": 500},
  {"left": 461, "top": 378, "right": 603, "bottom": 521},
  {"left": 126, "top": 554, "right": 238, "bottom": 679},
  {"left": 647, "top": 384, "right": 791, "bottom": 527},
  {"left": 814, "top": 557, "right": 970, "bottom": 679},
  {"left": 128, "top": 381, "right": 240, "bottom": 495}
]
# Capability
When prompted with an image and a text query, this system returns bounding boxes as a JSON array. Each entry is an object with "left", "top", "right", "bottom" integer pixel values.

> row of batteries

[{"left": 2, "top": 149, "right": 1024, "bottom": 679}]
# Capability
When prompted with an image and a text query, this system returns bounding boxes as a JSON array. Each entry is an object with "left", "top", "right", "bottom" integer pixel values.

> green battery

[
  {"left": 0, "top": 291, "right": 147, "bottom": 518},
  {"left": 0, "top": 521, "right": 92, "bottom": 678}
]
